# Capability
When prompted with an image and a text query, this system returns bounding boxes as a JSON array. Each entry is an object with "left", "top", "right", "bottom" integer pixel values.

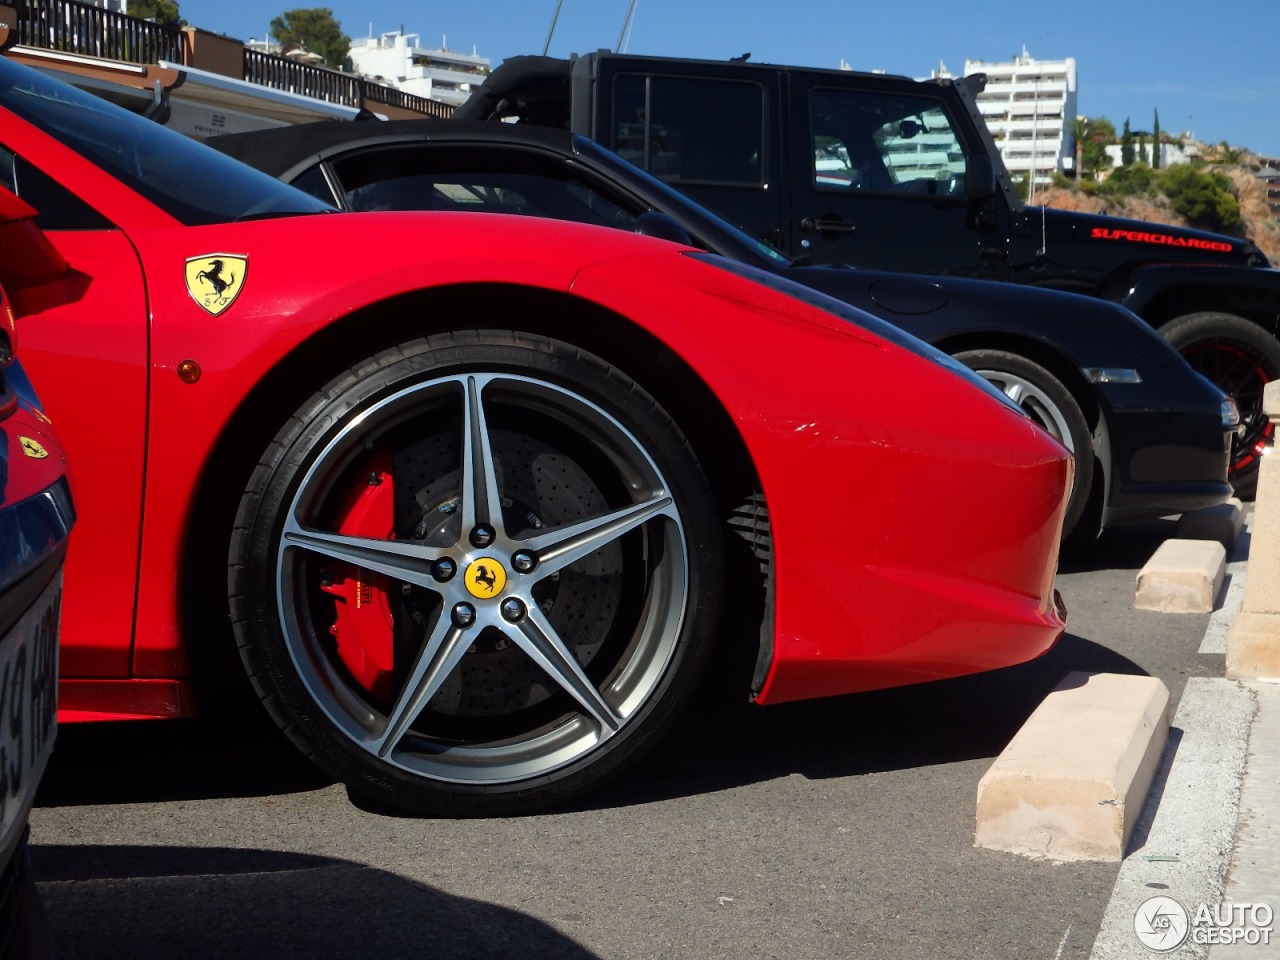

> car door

[
  {"left": 0, "top": 146, "right": 149, "bottom": 680},
  {"left": 594, "top": 63, "right": 786, "bottom": 248},
  {"left": 785, "top": 73, "right": 1007, "bottom": 278}
]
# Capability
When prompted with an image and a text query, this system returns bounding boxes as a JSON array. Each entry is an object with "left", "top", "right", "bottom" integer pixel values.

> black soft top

[{"left": 449, "top": 55, "right": 574, "bottom": 125}]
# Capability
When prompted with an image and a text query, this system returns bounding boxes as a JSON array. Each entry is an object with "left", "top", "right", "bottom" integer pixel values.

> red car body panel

[{"left": 0, "top": 97, "right": 1070, "bottom": 724}]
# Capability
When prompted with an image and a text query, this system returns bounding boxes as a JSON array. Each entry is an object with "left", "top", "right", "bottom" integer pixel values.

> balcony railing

[
  {"left": 243, "top": 47, "right": 361, "bottom": 105},
  {"left": 9, "top": 0, "right": 184, "bottom": 64},
  {"left": 3, "top": 0, "right": 452, "bottom": 118},
  {"left": 242, "top": 48, "right": 451, "bottom": 119},
  {"left": 361, "top": 80, "right": 451, "bottom": 119}
]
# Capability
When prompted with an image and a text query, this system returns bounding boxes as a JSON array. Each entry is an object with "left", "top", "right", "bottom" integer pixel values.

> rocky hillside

[{"left": 1034, "top": 161, "right": 1280, "bottom": 265}]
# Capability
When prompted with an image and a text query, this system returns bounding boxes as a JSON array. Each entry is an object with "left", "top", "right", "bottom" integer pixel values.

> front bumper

[{"left": 1096, "top": 365, "right": 1233, "bottom": 524}]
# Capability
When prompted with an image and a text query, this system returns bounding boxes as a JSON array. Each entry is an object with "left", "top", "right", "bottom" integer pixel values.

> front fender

[{"left": 1123, "top": 264, "right": 1280, "bottom": 329}]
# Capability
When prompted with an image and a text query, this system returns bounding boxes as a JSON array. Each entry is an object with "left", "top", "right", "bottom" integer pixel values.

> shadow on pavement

[
  {"left": 38, "top": 633, "right": 1145, "bottom": 817},
  {"left": 32, "top": 844, "right": 598, "bottom": 960},
  {"left": 573, "top": 630, "right": 1149, "bottom": 811},
  {"left": 35, "top": 708, "right": 334, "bottom": 808},
  {"left": 1058, "top": 516, "right": 1179, "bottom": 574}
]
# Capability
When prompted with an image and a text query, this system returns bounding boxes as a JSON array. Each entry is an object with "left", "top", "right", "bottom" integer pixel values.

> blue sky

[{"left": 175, "top": 0, "right": 1280, "bottom": 157}]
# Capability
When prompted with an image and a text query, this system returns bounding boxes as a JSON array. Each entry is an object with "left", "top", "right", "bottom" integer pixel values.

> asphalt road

[{"left": 29, "top": 516, "right": 1226, "bottom": 960}]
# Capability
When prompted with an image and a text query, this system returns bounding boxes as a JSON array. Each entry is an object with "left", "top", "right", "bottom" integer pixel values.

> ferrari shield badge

[
  {"left": 185, "top": 254, "right": 247, "bottom": 316},
  {"left": 19, "top": 437, "right": 49, "bottom": 459}
]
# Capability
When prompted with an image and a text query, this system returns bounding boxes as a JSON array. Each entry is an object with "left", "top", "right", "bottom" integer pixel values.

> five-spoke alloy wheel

[{"left": 229, "top": 332, "right": 722, "bottom": 816}]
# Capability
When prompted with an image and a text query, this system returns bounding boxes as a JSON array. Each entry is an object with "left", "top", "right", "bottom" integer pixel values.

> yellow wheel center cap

[{"left": 464, "top": 558, "right": 507, "bottom": 599}]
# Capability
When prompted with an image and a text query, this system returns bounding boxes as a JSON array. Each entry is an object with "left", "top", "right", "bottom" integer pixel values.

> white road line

[{"left": 1088, "top": 678, "right": 1258, "bottom": 959}]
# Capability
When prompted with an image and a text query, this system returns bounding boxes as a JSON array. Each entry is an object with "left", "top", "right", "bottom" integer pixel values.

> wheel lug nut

[
  {"left": 470, "top": 524, "right": 496, "bottom": 548},
  {"left": 501, "top": 598, "right": 526, "bottom": 623},
  {"left": 511, "top": 551, "right": 537, "bottom": 573},
  {"left": 452, "top": 603, "right": 476, "bottom": 628},
  {"left": 432, "top": 558, "right": 457, "bottom": 582}
]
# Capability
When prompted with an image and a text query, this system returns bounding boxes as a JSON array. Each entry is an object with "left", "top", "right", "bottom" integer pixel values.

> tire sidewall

[{"left": 1162, "top": 311, "right": 1280, "bottom": 495}]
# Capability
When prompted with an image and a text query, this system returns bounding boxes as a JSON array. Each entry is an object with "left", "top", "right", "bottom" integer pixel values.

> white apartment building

[
  {"left": 962, "top": 47, "right": 1077, "bottom": 200},
  {"left": 348, "top": 31, "right": 490, "bottom": 108}
]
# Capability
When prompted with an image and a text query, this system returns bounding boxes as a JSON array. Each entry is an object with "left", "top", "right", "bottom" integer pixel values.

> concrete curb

[
  {"left": 1088, "top": 678, "right": 1258, "bottom": 959},
  {"left": 975, "top": 671, "right": 1170, "bottom": 862},
  {"left": 1177, "top": 499, "right": 1244, "bottom": 548},
  {"left": 1136, "top": 539, "right": 1227, "bottom": 613}
]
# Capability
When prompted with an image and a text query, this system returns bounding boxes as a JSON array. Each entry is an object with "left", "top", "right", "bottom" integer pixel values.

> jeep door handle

[{"left": 800, "top": 217, "right": 857, "bottom": 234}]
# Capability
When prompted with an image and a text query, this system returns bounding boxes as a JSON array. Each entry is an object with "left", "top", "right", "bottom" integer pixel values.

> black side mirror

[{"left": 965, "top": 154, "right": 996, "bottom": 199}]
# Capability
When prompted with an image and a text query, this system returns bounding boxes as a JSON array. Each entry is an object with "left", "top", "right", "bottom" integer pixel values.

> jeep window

[
  {"left": 810, "top": 89, "right": 969, "bottom": 196},
  {"left": 611, "top": 75, "right": 764, "bottom": 186}
]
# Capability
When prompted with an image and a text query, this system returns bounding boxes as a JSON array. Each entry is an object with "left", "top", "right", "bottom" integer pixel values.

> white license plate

[{"left": 0, "top": 571, "right": 61, "bottom": 851}]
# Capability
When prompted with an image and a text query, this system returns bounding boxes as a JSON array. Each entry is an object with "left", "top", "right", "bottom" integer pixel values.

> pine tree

[{"left": 1152, "top": 109, "right": 1161, "bottom": 169}]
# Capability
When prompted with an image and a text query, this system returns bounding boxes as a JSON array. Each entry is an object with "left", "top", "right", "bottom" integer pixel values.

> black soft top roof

[
  {"left": 207, "top": 118, "right": 580, "bottom": 177},
  {"left": 449, "top": 55, "right": 574, "bottom": 125}
]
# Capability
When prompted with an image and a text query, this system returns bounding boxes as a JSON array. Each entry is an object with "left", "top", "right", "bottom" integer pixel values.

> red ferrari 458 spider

[{"left": 0, "top": 57, "right": 1070, "bottom": 815}]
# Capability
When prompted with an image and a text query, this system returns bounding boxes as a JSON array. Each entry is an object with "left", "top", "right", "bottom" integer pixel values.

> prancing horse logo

[
  {"left": 464, "top": 558, "right": 507, "bottom": 599},
  {"left": 197, "top": 259, "right": 234, "bottom": 297},
  {"left": 185, "top": 254, "right": 248, "bottom": 316},
  {"left": 473, "top": 565, "right": 498, "bottom": 593}
]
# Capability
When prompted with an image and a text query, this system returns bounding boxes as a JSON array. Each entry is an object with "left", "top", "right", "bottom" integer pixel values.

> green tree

[
  {"left": 1152, "top": 109, "right": 1161, "bottom": 169},
  {"left": 1098, "top": 161, "right": 1154, "bottom": 199},
  {"left": 270, "top": 8, "right": 350, "bottom": 68},
  {"left": 1217, "top": 141, "right": 1245, "bottom": 164},
  {"left": 1080, "top": 117, "right": 1115, "bottom": 180},
  {"left": 1157, "top": 164, "right": 1240, "bottom": 231},
  {"left": 1121, "top": 118, "right": 1134, "bottom": 166},
  {"left": 127, "top": 0, "right": 184, "bottom": 26}
]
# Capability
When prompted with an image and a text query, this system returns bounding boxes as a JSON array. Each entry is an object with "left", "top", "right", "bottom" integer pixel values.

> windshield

[
  {"left": 0, "top": 58, "right": 334, "bottom": 225},
  {"left": 574, "top": 136, "right": 792, "bottom": 268}
]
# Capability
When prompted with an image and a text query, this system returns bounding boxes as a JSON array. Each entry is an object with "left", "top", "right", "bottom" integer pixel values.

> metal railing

[
  {"left": 361, "top": 81, "right": 452, "bottom": 120},
  {"left": 8, "top": 0, "right": 184, "bottom": 64},
  {"left": 243, "top": 48, "right": 452, "bottom": 118},
  {"left": 243, "top": 47, "right": 362, "bottom": 105},
  {"left": 3, "top": 0, "right": 452, "bottom": 118}
]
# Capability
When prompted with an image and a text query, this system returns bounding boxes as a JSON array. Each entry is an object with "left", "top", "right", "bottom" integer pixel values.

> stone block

[
  {"left": 1134, "top": 538, "right": 1226, "bottom": 613},
  {"left": 1226, "top": 611, "right": 1280, "bottom": 680},
  {"left": 975, "top": 672, "right": 1170, "bottom": 861},
  {"left": 1175, "top": 498, "right": 1243, "bottom": 548}
]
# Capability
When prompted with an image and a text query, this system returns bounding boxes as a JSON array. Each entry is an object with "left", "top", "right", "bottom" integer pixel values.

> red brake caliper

[{"left": 319, "top": 449, "right": 396, "bottom": 700}]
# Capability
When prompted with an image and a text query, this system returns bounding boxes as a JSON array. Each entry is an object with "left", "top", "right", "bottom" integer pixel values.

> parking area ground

[{"left": 29, "top": 517, "right": 1233, "bottom": 960}]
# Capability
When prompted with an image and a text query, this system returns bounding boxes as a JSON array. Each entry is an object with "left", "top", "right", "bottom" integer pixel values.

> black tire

[
  {"left": 953, "top": 349, "right": 1095, "bottom": 540},
  {"left": 1162, "top": 311, "right": 1280, "bottom": 499},
  {"left": 228, "top": 331, "right": 723, "bottom": 816}
]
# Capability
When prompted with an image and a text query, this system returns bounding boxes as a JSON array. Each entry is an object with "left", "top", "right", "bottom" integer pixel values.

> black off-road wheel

[
  {"left": 228, "top": 331, "right": 723, "bottom": 816},
  {"left": 1162, "top": 311, "right": 1280, "bottom": 499},
  {"left": 954, "top": 349, "right": 1095, "bottom": 540}
]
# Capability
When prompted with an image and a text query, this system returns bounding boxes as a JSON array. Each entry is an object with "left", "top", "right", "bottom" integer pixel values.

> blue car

[{"left": 0, "top": 198, "right": 75, "bottom": 960}]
